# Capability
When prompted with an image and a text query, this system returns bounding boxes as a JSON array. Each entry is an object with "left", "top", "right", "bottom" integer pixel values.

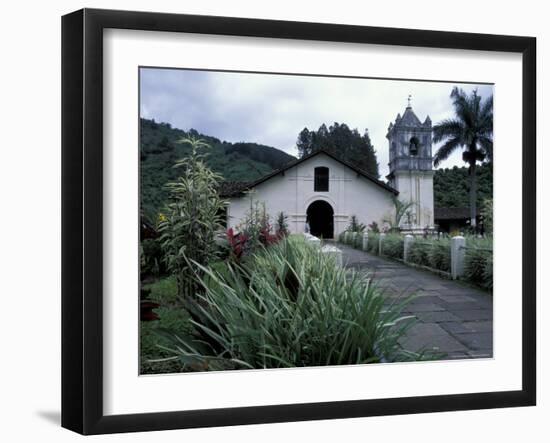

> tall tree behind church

[
  {"left": 296, "top": 123, "right": 380, "bottom": 178},
  {"left": 432, "top": 88, "right": 493, "bottom": 229}
]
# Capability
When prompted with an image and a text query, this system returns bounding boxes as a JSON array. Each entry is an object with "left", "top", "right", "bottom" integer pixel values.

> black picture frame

[{"left": 61, "top": 8, "right": 536, "bottom": 435}]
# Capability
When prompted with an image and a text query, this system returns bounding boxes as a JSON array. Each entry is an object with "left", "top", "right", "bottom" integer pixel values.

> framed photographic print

[{"left": 61, "top": 8, "right": 536, "bottom": 435}]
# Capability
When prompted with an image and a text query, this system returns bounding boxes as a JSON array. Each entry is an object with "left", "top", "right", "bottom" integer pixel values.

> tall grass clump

[
  {"left": 408, "top": 241, "right": 430, "bottom": 267},
  {"left": 464, "top": 237, "right": 493, "bottom": 290},
  {"left": 367, "top": 232, "right": 380, "bottom": 254},
  {"left": 154, "top": 236, "right": 422, "bottom": 370},
  {"left": 381, "top": 234, "right": 403, "bottom": 259},
  {"left": 352, "top": 232, "right": 363, "bottom": 249},
  {"left": 406, "top": 238, "right": 451, "bottom": 273},
  {"left": 483, "top": 254, "right": 493, "bottom": 291},
  {"left": 427, "top": 238, "right": 451, "bottom": 272}
]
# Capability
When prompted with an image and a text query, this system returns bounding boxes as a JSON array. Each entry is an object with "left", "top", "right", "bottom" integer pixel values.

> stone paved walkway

[{"left": 337, "top": 243, "right": 493, "bottom": 360}]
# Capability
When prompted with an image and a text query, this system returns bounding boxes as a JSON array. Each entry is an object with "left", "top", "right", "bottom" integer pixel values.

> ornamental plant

[
  {"left": 229, "top": 195, "right": 279, "bottom": 259},
  {"left": 153, "top": 236, "right": 427, "bottom": 371},
  {"left": 158, "top": 137, "right": 227, "bottom": 298},
  {"left": 383, "top": 196, "right": 415, "bottom": 231},
  {"left": 275, "top": 211, "right": 290, "bottom": 237},
  {"left": 346, "top": 215, "right": 366, "bottom": 233}
]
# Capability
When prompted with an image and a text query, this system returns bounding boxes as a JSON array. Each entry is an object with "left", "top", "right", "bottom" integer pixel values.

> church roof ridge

[{"left": 220, "top": 148, "right": 398, "bottom": 197}]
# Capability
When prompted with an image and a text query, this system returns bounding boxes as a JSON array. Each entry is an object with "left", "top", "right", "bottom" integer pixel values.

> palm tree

[{"left": 433, "top": 87, "right": 493, "bottom": 229}]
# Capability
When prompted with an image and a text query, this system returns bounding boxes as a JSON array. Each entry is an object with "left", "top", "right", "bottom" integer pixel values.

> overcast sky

[{"left": 140, "top": 68, "right": 493, "bottom": 177}]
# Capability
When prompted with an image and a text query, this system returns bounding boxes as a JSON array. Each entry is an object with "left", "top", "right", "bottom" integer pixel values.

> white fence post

[
  {"left": 451, "top": 236, "right": 466, "bottom": 279},
  {"left": 403, "top": 234, "right": 414, "bottom": 262},
  {"left": 362, "top": 232, "right": 369, "bottom": 251},
  {"left": 321, "top": 245, "right": 343, "bottom": 266},
  {"left": 379, "top": 233, "right": 386, "bottom": 256}
]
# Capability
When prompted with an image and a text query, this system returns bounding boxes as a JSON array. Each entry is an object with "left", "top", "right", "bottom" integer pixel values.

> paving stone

[
  {"left": 415, "top": 311, "right": 461, "bottom": 323},
  {"left": 439, "top": 322, "right": 472, "bottom": 334},
  {"left": 406, "top": 322, "right": 449, "bottom": 337},
  {"left": 440, "top": 301, "right": 487, "bottom": 311},
  {"left": 405, "top": 303, "right": 446, "bottom": 313},
  {"left": 408, "top": 295, "right": 442, "bottom": 304},
  {"left": 414, "top": 290, "right": 449, "bottom": 298},
  {"left": 452, "top": 309, "right": 493, "bottom": 321},
  {"left": 454, "top": 332, "right": 493, "bottom": 350},
  {"left": 437, "top": 294, "right": 478, "bottom": 303},
  {"left": 467, "top": 350, "right": 493, "bottom": 358},
  {"left": 438, "top": 281, "right": 488, "bottom": 292},
  {"left": 461, "top": 321, "right": 493, "bottom": 333},
  {"left": 445, "top": 352, "right": 471, "bottom": 360},
  {"left": 399, "top": 332, "right": 469, "bottom": 353},
  {"left": 417, "top": 284, "right": 450, "bottom": 291}
]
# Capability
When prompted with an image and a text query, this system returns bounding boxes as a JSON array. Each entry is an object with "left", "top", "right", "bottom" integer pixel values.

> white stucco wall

[
  {"left": 227, "top": 153, "right": 396, "bottom": 237},
  {"left": 393, "top": 170, "right": 434, "bottom": 228}
]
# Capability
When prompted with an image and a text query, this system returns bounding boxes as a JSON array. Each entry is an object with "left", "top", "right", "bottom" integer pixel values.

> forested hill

[
  {"left": 141, "top": 118, "right": 491, "bottom": 218},
  {"left": 140, "top": 118, "right": 296, "bottom": 216},
  {"left": 434, "top": 164, "right": 493, "bottom": 208}
]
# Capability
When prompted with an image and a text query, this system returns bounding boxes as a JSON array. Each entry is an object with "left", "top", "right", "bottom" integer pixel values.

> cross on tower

[{"left": 407, "top": 94, "right": 412, "bottom": 107}]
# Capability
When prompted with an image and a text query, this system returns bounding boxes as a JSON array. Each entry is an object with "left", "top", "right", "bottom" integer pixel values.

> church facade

[{"left": 224, "top": 104, "right": 435, "bottom": 238}]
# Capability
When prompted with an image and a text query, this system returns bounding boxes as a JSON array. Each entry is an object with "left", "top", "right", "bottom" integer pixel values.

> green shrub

[
  {"left": 408, "top": 241, "right": 430, "bottom": 267},
  {"left": 158, "top": 236, "right": 424, "bottom": 370},
  {"left": 140, "top": 306, "right": 193, "bottom": 374},
  {"left": 381, "top": 234, "right": 403, "bottom": 259},
  {"left": 143, "top": 276, "right": 179, "bottom": 305},
  {"left": 482, "top": 199, "right": 493, "bottom": 234},
  {"left": 464, "top": 237, "right": 493, "bottom": 290},
  {"left": 427, "top": 238, "right": 451, "bottom": 272},
  {"left": 140, "top": 238, "right": 165, "bottom": 278},
  {"left": 159, "top": 137, "right": 227, "bottom": 298},
  {"left": 483, "top": 254, "right": 493, "bottom": 291},
  {"left": 352, "top": 232, "right": 363, "bottom": 249},
  {"left": 275, "top": 211, "right": 289, "bottom": 237},
  {"left": 407, "top": 238, "right": 451, "bottom": 272},
  {"left": 367, "top": 233, "right": 380, "bottom": 254}
]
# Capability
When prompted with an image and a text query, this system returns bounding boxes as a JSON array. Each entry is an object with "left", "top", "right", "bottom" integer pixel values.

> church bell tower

[{"left": 386, "top": 97, "right": 434, "bottom": 229}]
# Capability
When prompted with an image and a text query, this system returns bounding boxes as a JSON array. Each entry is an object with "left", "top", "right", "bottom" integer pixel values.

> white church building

[{"left": 224, "top": 103, "right": 435, "bottom": 238}]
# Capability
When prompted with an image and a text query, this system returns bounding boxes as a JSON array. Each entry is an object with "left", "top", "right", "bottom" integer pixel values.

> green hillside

[
  {"left": 434, "top": 164, "right": 493, "bottom": 208},
  {"left": 140, "top": 118, "right": 491, "bottom": 218},
  {"left": 140, "top": 118, "right": 296, "bottom": 217}
]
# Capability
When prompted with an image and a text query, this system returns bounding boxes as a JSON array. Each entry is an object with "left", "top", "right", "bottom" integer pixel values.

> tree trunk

[{"left": 469, "top": 159, "right": 477, "bottom": 230}]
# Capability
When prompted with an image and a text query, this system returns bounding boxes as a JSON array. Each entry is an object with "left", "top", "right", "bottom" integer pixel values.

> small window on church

[
  {"left": 314, "top": 167, "right": 329, "bottom": 192},
  {"left": 409, "top": 136, "right": 420, "bottom": 156}
]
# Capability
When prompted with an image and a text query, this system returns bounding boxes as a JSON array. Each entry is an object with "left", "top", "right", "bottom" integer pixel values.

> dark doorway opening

[{"left": 307, "top": 200, "right": 334, "bottom": 239}]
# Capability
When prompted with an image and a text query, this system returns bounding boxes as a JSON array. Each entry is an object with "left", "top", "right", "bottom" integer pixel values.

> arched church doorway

[{"left": 307, "top": 200, "right": 334, "bottom": 239}]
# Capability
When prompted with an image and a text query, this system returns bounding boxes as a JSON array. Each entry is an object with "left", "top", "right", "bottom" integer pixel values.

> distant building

[
  {"left": 434, "top": 207, "right": 482, "bottom": 233},
  {"left": 222, "top": 103, "right": 435, "bottom": 238}
]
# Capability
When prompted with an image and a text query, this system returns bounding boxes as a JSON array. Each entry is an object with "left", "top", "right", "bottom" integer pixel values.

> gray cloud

[{"left": 140, "top": 68, "right": 493, "bottom": 177}]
